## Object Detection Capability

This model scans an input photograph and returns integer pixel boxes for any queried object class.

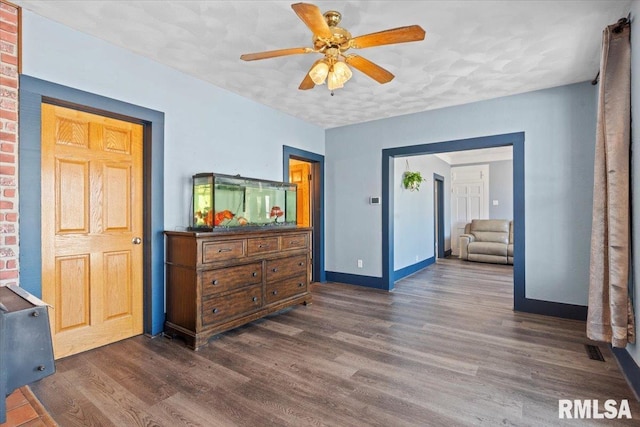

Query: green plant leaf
[402,171,424,191]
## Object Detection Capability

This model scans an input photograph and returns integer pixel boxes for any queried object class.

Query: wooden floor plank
[30,258,640,425]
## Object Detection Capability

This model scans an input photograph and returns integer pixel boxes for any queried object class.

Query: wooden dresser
[164,227,312,349]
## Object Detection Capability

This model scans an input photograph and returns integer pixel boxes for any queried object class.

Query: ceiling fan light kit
[328,61,353,90]
[309,61,329,84]
[240,2,426,92]
[309,58,353,90]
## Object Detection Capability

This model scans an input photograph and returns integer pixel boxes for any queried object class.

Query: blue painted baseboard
[327,261,588,323]
[327,258,436,291]
[611,347,640,401]
[325,272,386,290]
[394,257,435,281]
[516,298,587,321]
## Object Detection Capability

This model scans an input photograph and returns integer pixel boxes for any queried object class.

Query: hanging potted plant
[402,170,425,191]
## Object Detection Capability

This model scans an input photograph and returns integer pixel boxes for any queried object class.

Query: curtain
[587,20,633,348]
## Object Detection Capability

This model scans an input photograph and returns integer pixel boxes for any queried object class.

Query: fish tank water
[191,173,297,230]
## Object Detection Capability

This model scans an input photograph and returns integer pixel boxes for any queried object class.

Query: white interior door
[450,165,489,255]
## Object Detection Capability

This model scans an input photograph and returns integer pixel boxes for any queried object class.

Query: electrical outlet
[357,259,363,268]
[415,255,419,262]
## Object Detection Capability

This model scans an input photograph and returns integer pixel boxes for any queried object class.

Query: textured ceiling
[15,1,631,129]
[434,146,512,166]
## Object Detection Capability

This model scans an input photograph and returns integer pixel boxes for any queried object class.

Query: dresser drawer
[202,284,262,325]
[280,233,309,251]
[202,262,262,297]
[266,275,308,304]
[266,255,308,283]
[202,239,245,263]
[247,237,279,255]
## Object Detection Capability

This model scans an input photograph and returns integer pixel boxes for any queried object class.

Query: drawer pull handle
[298,283,304,287]
[272,290,278,295]
[31,311,40,317]
[298,262,305,266]
[272,268,278,272]
[212,308,219,314]
[252,296,258,302]
[211,279,218,285]
[252,272,258,277]
[259,244,269,248]
[290,241,298,245]
[37,365,46,372]
[218,248,232,253]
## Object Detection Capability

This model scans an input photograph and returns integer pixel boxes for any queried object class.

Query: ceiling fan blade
[345,55,394,84]
[240,47,314,61]
[299,74,315,90]
[291,3,333,39]
[350,25,426,49]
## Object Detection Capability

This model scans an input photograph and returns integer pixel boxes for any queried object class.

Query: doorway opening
[19,76,166,339]
[289,159,313,228]
[382,132,525,312]
[433,173,445,259]
[283,146,325,283]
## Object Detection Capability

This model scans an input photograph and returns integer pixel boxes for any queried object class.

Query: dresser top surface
[165,227,312,238]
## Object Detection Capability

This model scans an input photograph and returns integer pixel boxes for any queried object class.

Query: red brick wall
[0,1,19,286]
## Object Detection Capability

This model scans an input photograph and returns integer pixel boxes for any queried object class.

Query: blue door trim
[383,133,524,300]
[19,75,166,335]
[381,131,586,319]
[283,145,326,283]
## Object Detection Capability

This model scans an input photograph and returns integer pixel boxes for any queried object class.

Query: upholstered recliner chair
[459,219,514,265]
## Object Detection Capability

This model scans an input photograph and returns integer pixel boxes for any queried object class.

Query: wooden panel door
[289,160,313,282]
[289,161,311,227]
[450,165,489,256]
[41,104,143,359]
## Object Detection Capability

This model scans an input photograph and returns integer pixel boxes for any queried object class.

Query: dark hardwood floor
[32,258,640,426]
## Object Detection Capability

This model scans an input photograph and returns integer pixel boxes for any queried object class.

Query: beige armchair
[459,219,513,265]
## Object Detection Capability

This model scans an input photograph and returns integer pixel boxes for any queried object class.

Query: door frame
[383,132,587,320]
[433,173,445,259]
[283,146,325,283]
[19,75,165,336]
[382,133,524,306]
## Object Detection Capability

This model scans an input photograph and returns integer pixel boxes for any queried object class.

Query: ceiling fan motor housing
[312,11,351,52]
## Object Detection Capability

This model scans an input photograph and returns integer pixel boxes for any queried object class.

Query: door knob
[132,237,142,245]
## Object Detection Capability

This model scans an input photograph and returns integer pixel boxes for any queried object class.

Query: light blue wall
[20,10,325,231]
[488,160,513,220]
[326,82,597,305]
[627,0,640,368]
[394,155,450,270]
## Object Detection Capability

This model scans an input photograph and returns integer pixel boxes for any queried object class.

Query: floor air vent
[585,344,605,362]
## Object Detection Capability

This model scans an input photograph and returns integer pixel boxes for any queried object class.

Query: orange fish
[269,206,283,218]
[214,209,234,226]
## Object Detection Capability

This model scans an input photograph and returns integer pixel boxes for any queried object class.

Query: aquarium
[191,173,298,230]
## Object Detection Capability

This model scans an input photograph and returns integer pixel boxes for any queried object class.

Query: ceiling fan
[240,3,426,92]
